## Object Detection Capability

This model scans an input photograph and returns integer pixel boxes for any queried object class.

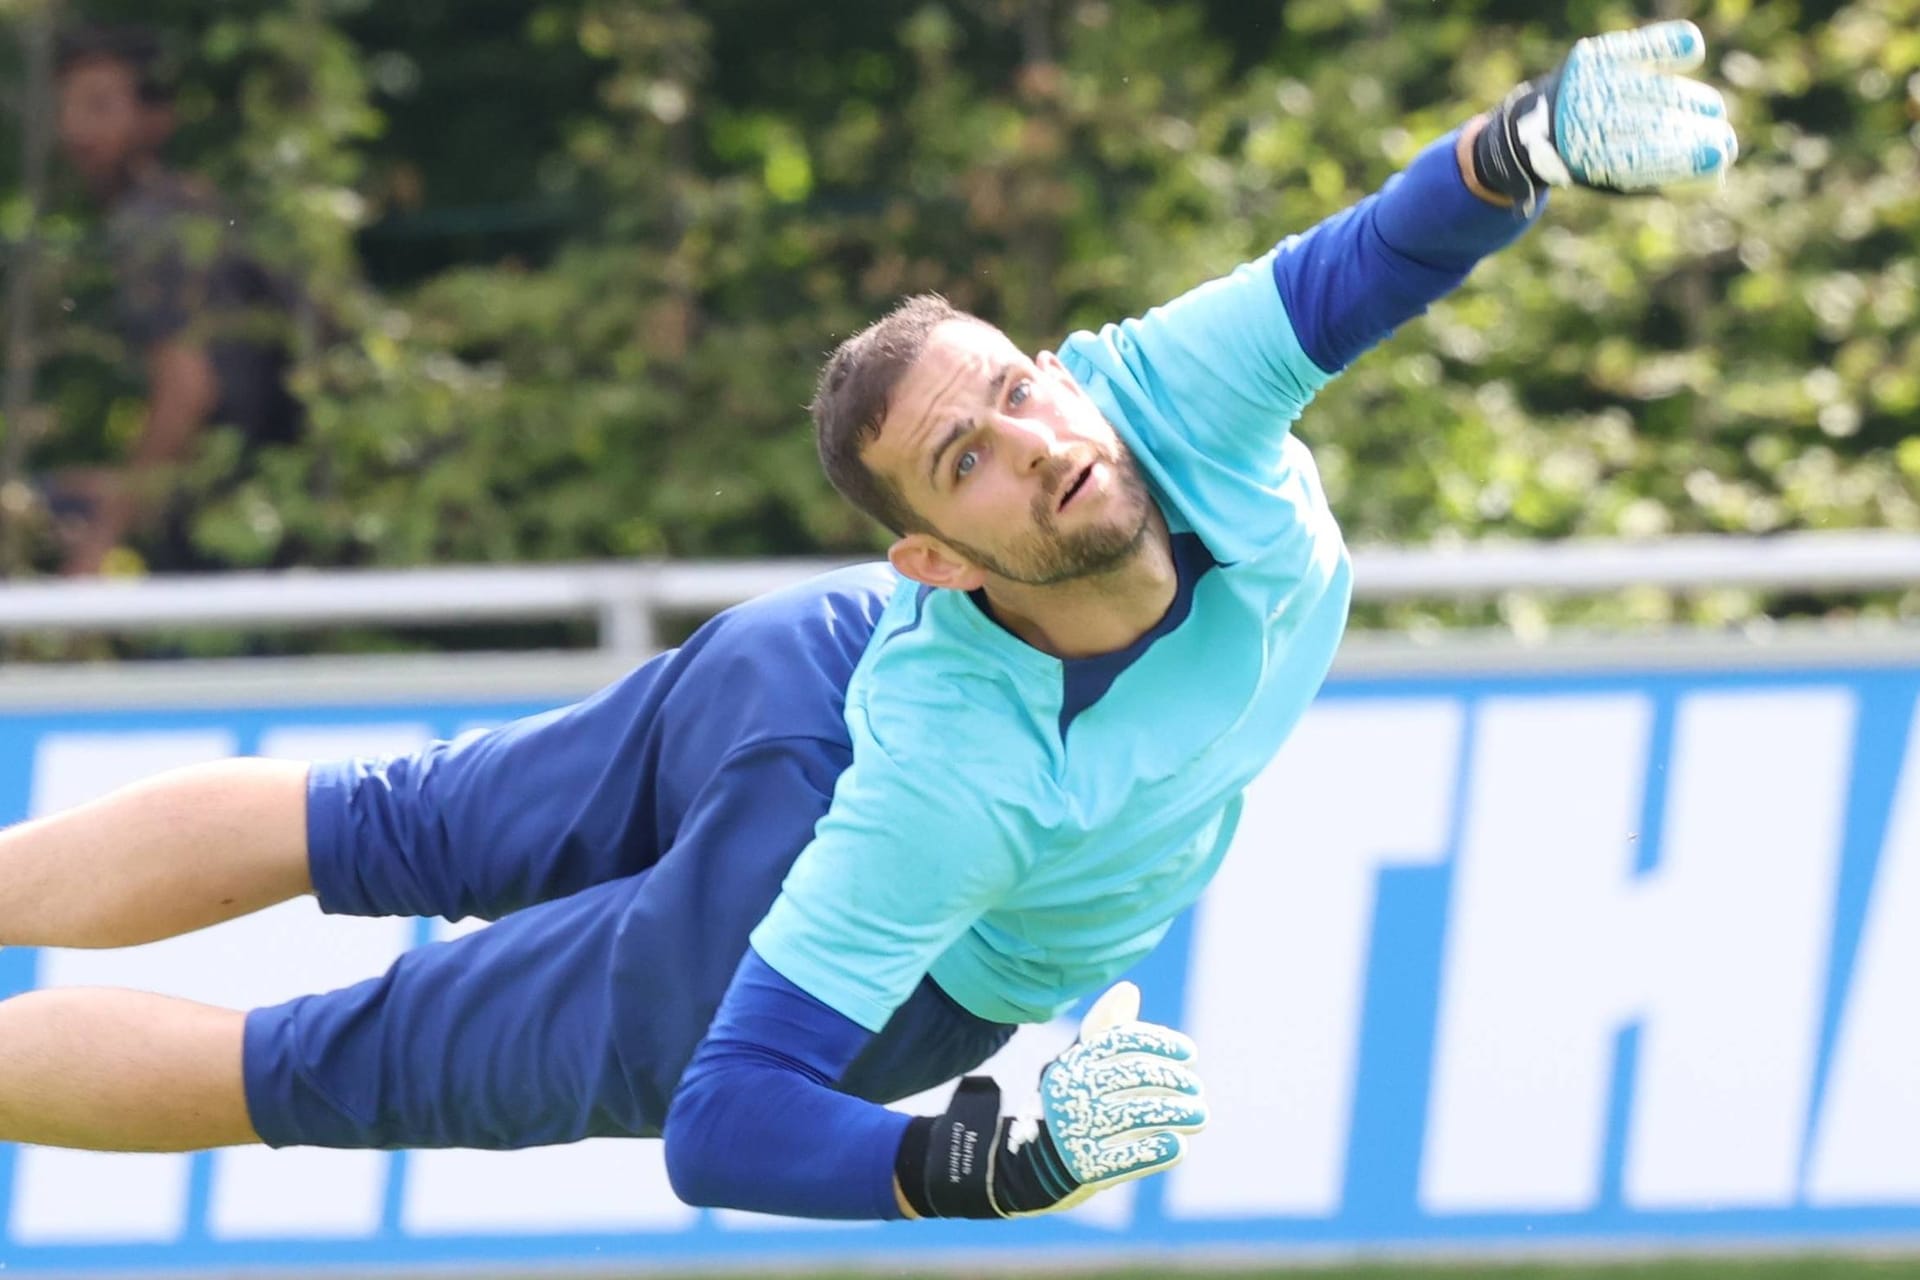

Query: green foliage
[7,0,1918,628]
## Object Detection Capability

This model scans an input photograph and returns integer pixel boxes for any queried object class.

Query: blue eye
[1007,379,1032,409]
[955,449,979,479]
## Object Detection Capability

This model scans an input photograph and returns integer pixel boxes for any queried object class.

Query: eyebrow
[926,360,1013,490]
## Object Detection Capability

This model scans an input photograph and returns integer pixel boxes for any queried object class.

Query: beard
[940,445,1155,587]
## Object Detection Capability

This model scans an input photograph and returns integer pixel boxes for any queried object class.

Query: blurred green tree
[2,0,1914,631]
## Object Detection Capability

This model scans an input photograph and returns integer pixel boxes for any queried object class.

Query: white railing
[2,531,1917,657]
[0,558,860,656]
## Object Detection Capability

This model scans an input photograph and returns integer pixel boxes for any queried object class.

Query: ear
[140,102,177,148]
[888,532,987,593]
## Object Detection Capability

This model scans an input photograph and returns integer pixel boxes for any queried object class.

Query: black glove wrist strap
[897,1076,1005,1219]
[1473,79,1553,209]
[896,1075,1084,1219]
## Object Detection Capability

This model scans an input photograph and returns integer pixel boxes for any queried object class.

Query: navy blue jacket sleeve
[1273,127,1542,375]
[665,948,911,1219]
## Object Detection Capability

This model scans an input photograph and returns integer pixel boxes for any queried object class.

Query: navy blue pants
[242,566,1015,1149]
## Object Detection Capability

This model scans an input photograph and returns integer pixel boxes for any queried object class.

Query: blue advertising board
[2,654,1919,1271]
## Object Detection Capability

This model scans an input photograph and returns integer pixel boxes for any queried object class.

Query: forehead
[916,316,1021,371]
[887,319,1025,432]
[58,57,141,102]
[866,318,1022,474]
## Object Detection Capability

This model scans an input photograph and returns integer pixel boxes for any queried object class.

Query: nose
[995,413,1067,472]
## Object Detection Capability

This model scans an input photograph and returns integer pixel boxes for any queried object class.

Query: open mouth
[1058,464,1094,511]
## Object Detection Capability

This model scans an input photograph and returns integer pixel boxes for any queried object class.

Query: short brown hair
[811,294,967,536]
[56,24,176,106]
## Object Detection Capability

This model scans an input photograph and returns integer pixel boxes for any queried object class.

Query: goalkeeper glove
[894,981,1206,1219]
[1473,19,1738,213]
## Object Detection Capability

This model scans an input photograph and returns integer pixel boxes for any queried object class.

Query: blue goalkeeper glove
[1473,19,1738,213]
[895,981,1207,1219]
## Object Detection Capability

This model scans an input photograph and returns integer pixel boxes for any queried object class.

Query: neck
[92,152,163,204]
[980,506,1177,660]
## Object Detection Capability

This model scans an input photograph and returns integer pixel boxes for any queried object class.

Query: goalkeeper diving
[0,24,1734,1221]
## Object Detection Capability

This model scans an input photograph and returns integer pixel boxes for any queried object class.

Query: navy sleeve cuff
[665,949,910,1219]
[303,757,361,915]
[1272,128,1543,373]
[1372,127,1544,267]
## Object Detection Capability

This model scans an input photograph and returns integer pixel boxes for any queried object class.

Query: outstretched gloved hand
[1473,19,1739,213]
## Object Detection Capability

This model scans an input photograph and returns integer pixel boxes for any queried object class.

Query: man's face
[866,318,1156,589]
[56,57,161,197]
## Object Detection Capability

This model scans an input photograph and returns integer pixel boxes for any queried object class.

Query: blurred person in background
[44,22,304,575]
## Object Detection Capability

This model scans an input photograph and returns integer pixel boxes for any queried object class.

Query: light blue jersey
[751,247,1352,1032]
